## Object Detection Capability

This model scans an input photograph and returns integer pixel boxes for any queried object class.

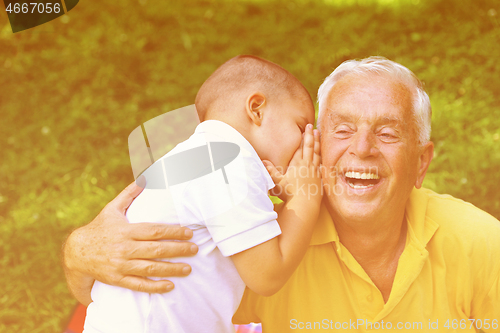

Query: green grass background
[0,0,499,331]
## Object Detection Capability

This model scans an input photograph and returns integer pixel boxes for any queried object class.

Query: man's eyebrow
[377,116,405,127]
[327,112,352,123]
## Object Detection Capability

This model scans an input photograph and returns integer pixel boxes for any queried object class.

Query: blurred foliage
[0,0,499,331]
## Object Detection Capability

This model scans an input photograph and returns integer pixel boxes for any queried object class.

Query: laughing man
[63,57,500,332]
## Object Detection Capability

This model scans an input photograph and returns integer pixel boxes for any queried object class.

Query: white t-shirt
[84,120,281,333]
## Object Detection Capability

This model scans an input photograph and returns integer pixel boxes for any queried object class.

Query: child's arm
[231,124,322,296]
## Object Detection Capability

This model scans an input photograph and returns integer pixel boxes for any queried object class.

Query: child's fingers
[302,124,315,162]
[313,129,321,166]
[262,160,284,186]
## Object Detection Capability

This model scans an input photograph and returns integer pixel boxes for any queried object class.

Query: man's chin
[328,198,382,224]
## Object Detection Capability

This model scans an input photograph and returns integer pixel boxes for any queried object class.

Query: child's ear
[245,92,266,126]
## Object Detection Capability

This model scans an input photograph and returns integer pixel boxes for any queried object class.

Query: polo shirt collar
[404,187,440,248]
[309,188,439,248]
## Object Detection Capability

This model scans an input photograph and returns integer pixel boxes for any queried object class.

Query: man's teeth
[345,171,380,189]
[349,183,374,189]
[345,171,379,180]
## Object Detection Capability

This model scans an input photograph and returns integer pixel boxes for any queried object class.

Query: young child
[83,55,322,333]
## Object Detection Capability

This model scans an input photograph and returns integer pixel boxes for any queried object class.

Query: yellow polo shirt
[233,188,500,332]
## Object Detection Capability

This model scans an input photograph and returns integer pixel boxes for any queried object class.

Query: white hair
[317,56,432,145]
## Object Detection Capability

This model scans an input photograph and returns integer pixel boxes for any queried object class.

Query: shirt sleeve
[177,145,281,257]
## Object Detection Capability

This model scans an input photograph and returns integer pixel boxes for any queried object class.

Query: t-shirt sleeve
[176,146,281,257]
[206,178,281,257]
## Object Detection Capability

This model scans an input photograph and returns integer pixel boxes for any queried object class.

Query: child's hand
[263,124,322,203]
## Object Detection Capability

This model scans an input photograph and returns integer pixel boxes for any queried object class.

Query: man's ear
[415,141,434,189]
[245,92,266,126]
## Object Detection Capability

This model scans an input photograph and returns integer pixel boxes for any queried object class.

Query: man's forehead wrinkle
[326,110,403,124]
[334,72,412,99]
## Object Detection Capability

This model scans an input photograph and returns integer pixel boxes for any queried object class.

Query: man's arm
[62,180,199,305]
[231,125,322,296]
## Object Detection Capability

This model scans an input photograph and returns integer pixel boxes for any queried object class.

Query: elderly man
[63,57,500,332]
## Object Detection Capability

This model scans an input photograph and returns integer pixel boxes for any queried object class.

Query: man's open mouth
[344,171,380,189]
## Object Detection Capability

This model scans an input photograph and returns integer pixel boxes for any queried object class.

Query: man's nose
[349,130,379,159]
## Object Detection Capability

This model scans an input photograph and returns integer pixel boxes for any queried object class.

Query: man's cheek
[321,166,338,187]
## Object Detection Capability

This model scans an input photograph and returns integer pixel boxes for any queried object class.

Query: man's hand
[62,178,198,305]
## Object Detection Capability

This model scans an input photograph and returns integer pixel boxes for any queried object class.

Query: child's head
[195,55,315,171]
